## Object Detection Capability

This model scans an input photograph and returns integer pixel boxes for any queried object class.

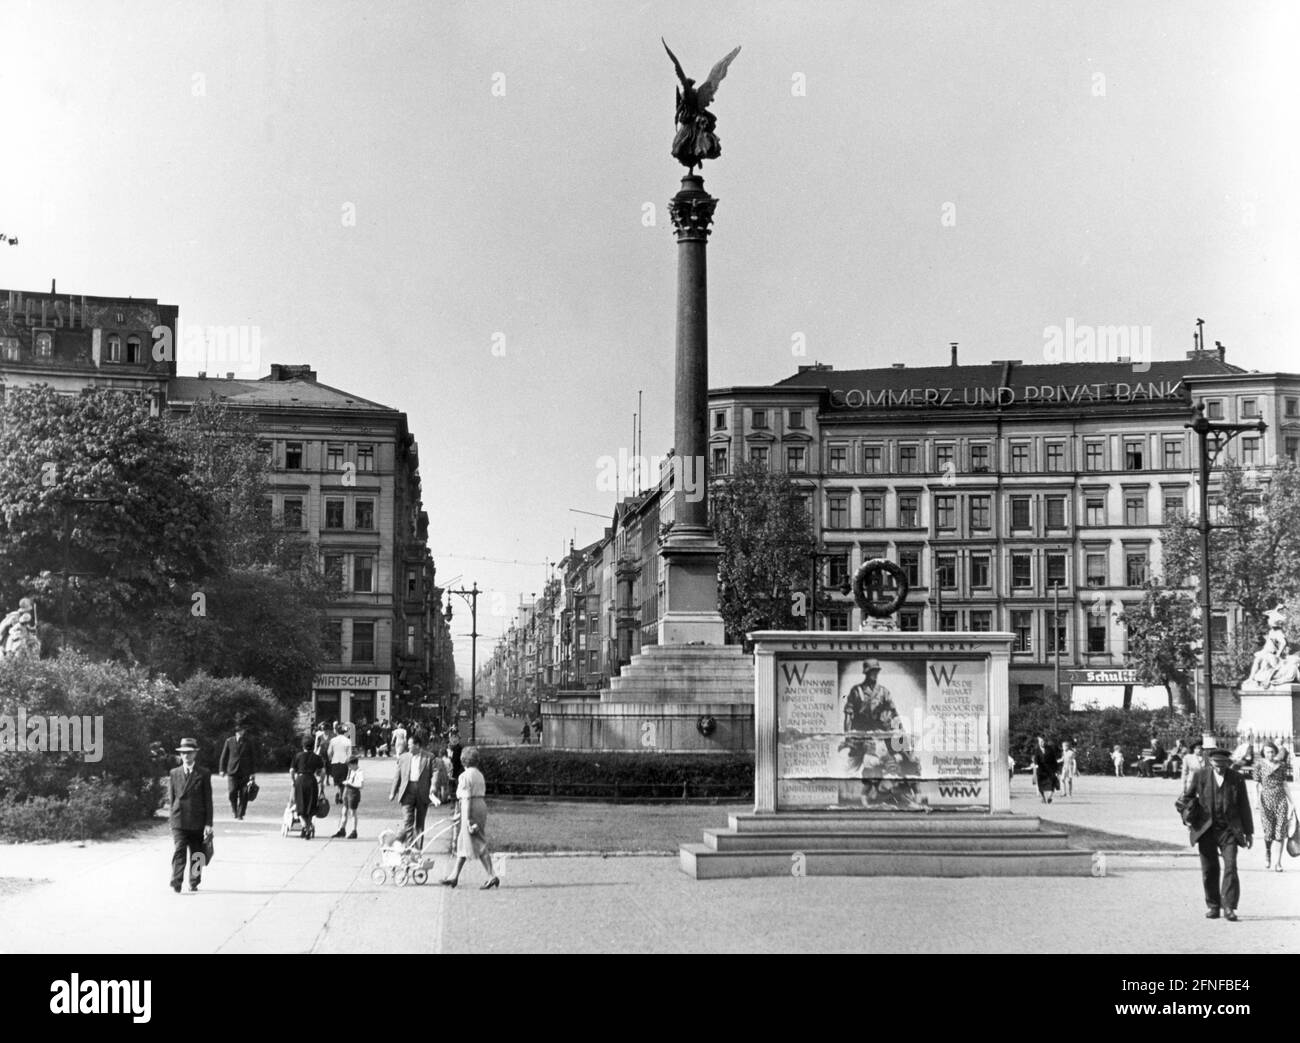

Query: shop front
[311,674,392,734]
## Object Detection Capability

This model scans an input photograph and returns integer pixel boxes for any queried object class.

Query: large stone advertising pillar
[659,173,725,647]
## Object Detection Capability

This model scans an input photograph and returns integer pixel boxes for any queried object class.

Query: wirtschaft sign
[312,674,391,690]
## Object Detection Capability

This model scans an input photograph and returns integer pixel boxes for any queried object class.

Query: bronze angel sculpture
[662,39,741,171]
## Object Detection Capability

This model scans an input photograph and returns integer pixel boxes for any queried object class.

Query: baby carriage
[370,818,454,886]
[281,796,326,838]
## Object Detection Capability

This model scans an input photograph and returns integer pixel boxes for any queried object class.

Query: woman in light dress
[440,747,499,889]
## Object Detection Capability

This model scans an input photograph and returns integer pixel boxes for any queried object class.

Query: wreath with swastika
[852,558,909,618]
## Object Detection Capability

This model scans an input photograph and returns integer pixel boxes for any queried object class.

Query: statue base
[1235,683,1300,754]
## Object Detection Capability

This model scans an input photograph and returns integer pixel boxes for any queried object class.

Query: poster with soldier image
[776,657,990,811]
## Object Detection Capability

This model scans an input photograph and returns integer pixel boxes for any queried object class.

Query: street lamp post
[446,583,480,744]
[1186,400,1266,739]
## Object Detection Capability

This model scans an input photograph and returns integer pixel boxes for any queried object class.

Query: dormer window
[34,331,53,358]
[107,335,122,362]
[126,336,141,364]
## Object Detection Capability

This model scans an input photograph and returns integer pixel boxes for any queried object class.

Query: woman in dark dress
[290,736,324,839]
[1031,735,1060,804]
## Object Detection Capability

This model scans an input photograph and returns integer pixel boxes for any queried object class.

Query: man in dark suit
[218,721,258,820]
[1183,741,1254,921]
[168,737,214,893]
[389,731,434,851]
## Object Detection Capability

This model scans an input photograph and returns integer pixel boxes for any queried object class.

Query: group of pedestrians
[1027,735,1079,803]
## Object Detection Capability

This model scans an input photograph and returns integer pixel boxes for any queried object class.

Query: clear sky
[3,0,1297,672]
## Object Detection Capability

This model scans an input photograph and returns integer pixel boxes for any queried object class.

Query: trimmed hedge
[477,748,755,800]
[0,776,144,841]
[1010,701,1207,775]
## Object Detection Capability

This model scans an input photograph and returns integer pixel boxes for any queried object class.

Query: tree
[1118,580,1201,713]
[709,460,817,645]
[0,385,221,659]
[1161,458,1300,686]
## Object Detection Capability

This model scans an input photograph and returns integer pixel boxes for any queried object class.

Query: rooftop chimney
[950,341,958,367]
[226,372,234,380]
[891,363,905,369]
[267,363,318,382]
[197,371,207,379]
[1215,340,1225,362]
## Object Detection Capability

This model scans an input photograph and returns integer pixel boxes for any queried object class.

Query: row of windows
[1203,396,1299,421]
[714,408,806,431]
[323,619,377,663]
[0,331,150,363]
[822,490,1181,531]
[264,496,377,531]
[709,433,1288,476]
[817,606,1127,655]
[322,552,378,594]
[818,546,1149,591]
[269,441,376,472]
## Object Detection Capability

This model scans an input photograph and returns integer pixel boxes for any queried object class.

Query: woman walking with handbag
[1254,741,1293,871]
[290,736,325,840]
[441,747,499,889]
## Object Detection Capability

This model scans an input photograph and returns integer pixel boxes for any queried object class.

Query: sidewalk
[1,765,1295,954]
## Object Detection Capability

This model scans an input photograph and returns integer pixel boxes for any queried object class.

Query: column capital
[669,175,717,242]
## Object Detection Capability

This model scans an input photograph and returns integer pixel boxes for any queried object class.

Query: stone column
[659,173,725,646]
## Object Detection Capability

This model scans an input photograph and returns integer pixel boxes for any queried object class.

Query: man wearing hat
[167,738,214,893]
[843,660,896,733]
[218,720,258,820]
[1182,738,1254,921]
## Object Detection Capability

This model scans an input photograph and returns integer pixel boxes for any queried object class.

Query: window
[107,334,122,362]
[862,494,884,528]
[751,409,768,430]
[327,444,344,470]
[899,548,920,587]
[355,499,375,530]
[353,555,375,593]
[711,447,728,475]
[828,446,847,472]
[34,331,53,357]
[862,446,883,473]
[827,494,849,529]
[1010,496,1031,529]
[1084,441,1104,471]
[898,495,920,529]
[1046,552,1067,588]
[825,611,850,632]
[1162,439,1184,470]
[283,497,304,530]
[1124,439,1144,470]
[788,409,805,429]
[126,337,141,363]
[352,621,375,663]
[1124,493,1147,526]
[826,550,850,589]
[969,611,992,633]
[1241,398,1259,418]
[898,446,918,473]
[285,442,303,470]
[898,609,921,632]
[1285,398,1298,419]
[1045,442,1065,472]
[934,495,956,531]
[407,623,417,656]
[935,444,954,472]
[324,554,345,590]
[357,445,375,471]
[1046,611,1067,654]
[407,568,418,596]
[939,611,958,632]
[936,553,957,588]
[714,411,727,430]
[1010,443,1030,473]
[1205,400,1223,420]
[325,498,345,529]
[1011,611,1033,653]
[969,495,991,530]
[1045,496,1066,529]
[1125,550,1148,586]
[969,444,990,472]
[1085,496,1105,526]
[1086,552,1107,587]
[1286,437,1299,463]
[1240,437,1261,466]
[749,446,770,470]
[1087,617,1106,653]
[786,446,806,473]
[1011,553,1033,589]
[325,620,343,659]
[970,553,991,588]
[1210,614,1228,652]
[1162,492,1185,522]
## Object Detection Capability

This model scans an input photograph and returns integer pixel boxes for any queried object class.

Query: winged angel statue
[662,39,741,171]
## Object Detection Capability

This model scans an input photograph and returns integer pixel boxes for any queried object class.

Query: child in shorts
[1059,740,1078,797]
[333,755,363,839]
[1111,744,1124,778]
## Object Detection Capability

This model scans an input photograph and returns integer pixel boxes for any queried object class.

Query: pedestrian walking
[448,726,464,783]
[1181,740,1204,787]
[1253,741,1293,872]
[520,721,531,745]
[167,738,213,893]
[327,723,352,805]
[313,721,330,761]
[1058,740,1078,798]
[1111,744,1124,778]
[432,744,453,807]
[1031,735,1059,804]
[389,730,434,851]
[391,720,409,758]
[441,747,498,889]
[218,720,258,820]
[334,754,364,839]
[290,736,325,840]
[1182,740,1254,921]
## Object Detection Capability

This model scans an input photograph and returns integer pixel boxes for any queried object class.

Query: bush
[1010,702,1207,774]
[0,776,145,841]
[177,673,299,773]
[477,748,754,800]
